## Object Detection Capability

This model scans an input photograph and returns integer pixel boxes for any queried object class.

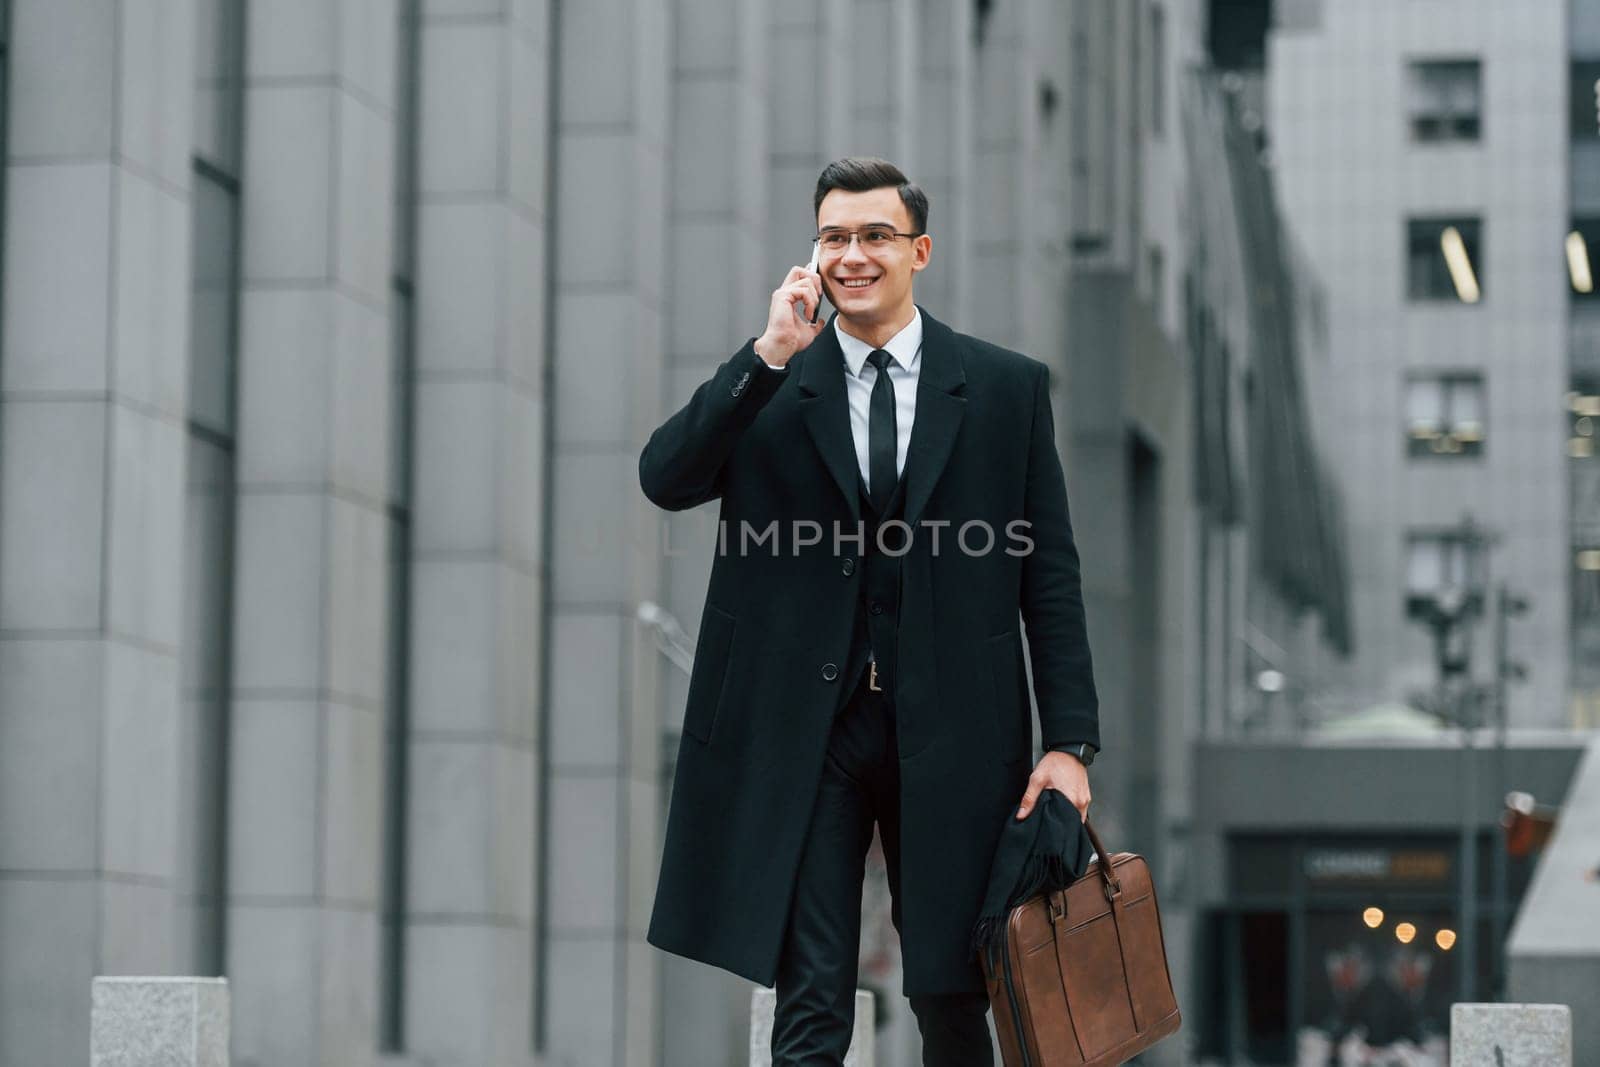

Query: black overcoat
[641,307,1099,996]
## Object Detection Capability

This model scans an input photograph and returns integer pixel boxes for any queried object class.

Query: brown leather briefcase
[980,819,1182,1066]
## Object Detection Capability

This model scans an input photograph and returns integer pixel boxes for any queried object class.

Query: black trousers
[771,668,994,1066]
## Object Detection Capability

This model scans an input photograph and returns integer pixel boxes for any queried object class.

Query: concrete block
[242,85,334,281]
[1,163,113,392]
[8,1,116,157]
[549,449,636,605]
[246,0,336,78]
[553,132,635,286]
[413,380,499,551]
[407,739,493,914]
[118,0,199,189]
[546,773,619,929]
[0,640,103,869]
[236,288,334,484]
[1450,1003,1570,1066]
[0,881,96,1064]
[226,906,319,1065]
[324,496,389,706]
[672,82,737,216]
[501,387,546,569]
[557,0,632,126]
[507,34,549,217]
[409,560,499,732]
[320,700,384,904]
[330,297,394,504]
[227,702,319,897]
[106,406,187,649]
[543,935,618,1064]
[749,987,875,1065]
[112,171,191,418]
[101,642,181,880]
[555,291,636,447]
[505,212,547,389]
[339,0,400,113]
[415,201,502,373]
[230,494,326,691]
[0,400,109,629]
[90,977,228,1067]
[333,94,396,305]
[419,22,503,196]
[549,612,623,765]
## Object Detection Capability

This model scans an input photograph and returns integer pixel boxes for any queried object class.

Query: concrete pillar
[91,977,230,1067]
[911,0,975,321]
[0,1,199,1061]
[400,0,548,1063]
[762,0,850,286]
[1451,1004,1572,1066]
[657,1,768,1063]
[226,2,400,1063]
[544,0,670,1062]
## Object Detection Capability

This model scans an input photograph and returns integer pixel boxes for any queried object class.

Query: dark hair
[813,157,929,234]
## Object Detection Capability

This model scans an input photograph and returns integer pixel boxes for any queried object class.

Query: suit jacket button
[841,558,855,576]
[821,663,839,682]
[870,601,885,616]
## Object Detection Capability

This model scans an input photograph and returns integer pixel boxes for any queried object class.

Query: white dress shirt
[835,310,921,490]
[756,310,922,491]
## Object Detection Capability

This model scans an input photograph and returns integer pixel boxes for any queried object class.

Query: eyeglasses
[814,227,924,253]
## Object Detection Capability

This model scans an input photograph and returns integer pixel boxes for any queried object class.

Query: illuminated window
[1408,217,1483,303]
[1405,373,1484,458]
[1568,218,1598,300]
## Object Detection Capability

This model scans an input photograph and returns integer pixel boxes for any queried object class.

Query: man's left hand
[1015,750,1091,822]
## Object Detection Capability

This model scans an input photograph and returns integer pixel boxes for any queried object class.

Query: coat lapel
[796,319,862,522]
[900,307,967,529]
[797,307,968,527]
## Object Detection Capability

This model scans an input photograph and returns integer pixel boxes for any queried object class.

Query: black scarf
[969,789,1098,969]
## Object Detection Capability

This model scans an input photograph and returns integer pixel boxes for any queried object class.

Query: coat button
[870,601,885,616]
[821,663,839,682]
[841,558,855,576]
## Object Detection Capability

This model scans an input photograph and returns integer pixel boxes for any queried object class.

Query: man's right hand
[753,265,827,368]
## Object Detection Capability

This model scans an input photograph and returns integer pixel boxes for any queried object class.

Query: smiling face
[815,186,932,339]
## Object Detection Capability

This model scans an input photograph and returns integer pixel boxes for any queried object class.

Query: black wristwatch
[1051,742,1097,766]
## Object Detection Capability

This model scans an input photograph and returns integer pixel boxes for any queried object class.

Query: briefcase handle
[1080,817,1122,900]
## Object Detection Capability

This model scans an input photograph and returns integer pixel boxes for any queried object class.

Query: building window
[1407,59,1481,143]
[1408,217,1483,303]
[1569,218,1599,300]
[1571,60,1600,141]
[1406,373,1484,458]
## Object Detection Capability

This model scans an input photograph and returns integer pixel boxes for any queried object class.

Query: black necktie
[866,348,898,512]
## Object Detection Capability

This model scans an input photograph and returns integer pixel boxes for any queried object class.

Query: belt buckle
[868,660,882,692]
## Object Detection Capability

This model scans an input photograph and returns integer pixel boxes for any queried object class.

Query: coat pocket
[683,604,737,745]
[985,630,1030,765]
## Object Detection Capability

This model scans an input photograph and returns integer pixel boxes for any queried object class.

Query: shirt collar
[836,308,923,379]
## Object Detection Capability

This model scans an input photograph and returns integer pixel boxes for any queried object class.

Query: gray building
[1265,0,1572,727]
[0,1,1359,1065]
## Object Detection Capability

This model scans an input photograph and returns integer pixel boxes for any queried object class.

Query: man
[642,158,1099,1065]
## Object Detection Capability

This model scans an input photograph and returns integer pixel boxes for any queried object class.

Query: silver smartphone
[793,241,823,324]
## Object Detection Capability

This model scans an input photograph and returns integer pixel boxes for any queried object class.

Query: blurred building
[1265,0,1572,728]
[0,1,1362,1066]
[1182,2,1591,1064]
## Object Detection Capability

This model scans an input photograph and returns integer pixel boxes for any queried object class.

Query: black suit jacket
[642,307,1098,995]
